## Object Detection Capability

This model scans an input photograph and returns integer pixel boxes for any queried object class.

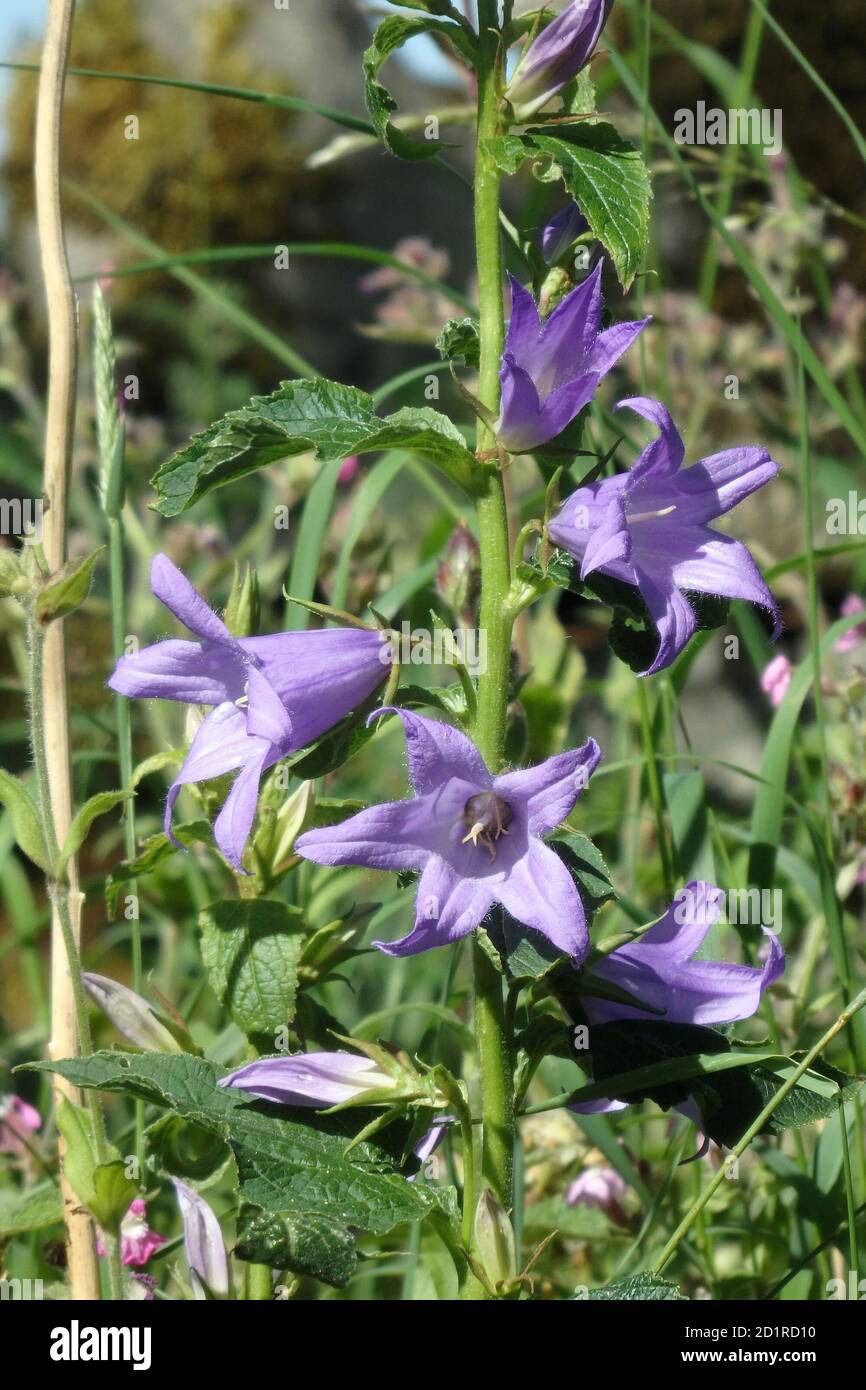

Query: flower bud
[473,1188,517,1290]
[83,972,183,1053]
[506,1,612,118]
[224,561,260,638]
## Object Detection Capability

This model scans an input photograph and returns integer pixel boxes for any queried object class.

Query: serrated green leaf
[199,900,305,1043]
[489,124,651,289]
[364,15,475,162]
[28,1052,441,1236]
[586,1273,686,1301]
[235,1204,357,1289]
[436,317,480,368]
[151,378,479,516]
[57,789,130,878]
[36,546,104,625]
[0,768,50,872]
[0,1182,63,1237]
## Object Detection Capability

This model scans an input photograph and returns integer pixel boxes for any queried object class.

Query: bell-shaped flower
[295,708,602,960]
[548,397,781,674]
[219,1051,398,1108]
[584,881,784,1028]
[108,554,391,869]
[496,266,648,454]
[172,1179,229,1299]
[506,0,613,117]
[571,881,784,1120]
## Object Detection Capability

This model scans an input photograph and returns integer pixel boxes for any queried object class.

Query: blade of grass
[284,458,342,630]
[331,452,408,613]
[73,243,476,317]
[0,60,375,135]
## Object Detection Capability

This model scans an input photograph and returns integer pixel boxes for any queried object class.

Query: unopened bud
[473,1188,517,1290]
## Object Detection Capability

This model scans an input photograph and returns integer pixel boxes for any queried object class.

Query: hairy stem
[471,0,514,1214]
[33,0,106,1300]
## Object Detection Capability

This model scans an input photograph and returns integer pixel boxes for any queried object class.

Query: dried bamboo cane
[34,0,101,1300]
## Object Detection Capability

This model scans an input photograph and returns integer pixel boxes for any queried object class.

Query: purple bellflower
[571,880,784,1119]
[108,554,390,869]
[172,1179,229,1300]
[219,1051,396,1107]
[584,881,785,1028]
[497,264,649,454]
[295,708,602,960]
[547,396,781,674]
[506,0,613,116]
[541,202,589,265]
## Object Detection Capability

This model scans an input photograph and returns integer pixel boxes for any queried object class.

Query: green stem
[471,0,514,1213]
[635,677,674,898]
[28,615,123,1300]
[244,1263,273,1301]
[107,515,144,1173]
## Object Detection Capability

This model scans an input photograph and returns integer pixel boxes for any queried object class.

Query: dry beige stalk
[34,0,100,1299]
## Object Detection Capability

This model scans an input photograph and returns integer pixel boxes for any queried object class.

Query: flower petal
[496,838,590,960]
[670,529,781,638]
[245,665,294,748]
[496,353,545,453]
[633,561,698,675]
[219,1052,386,1106]
[243,628,390,748]
[295,794,441,872]
[108,638,242,705]
[615,397,685,482]
[588,882,785,1026]
[580,492,631,580]
[588,317,650,379]
[495,737,602,836]
[163,702,254,844]
[172,1179,229,1299]
[212,742,272,871]
[150,553,237,649]
[672,446,779,525]
[537,263,603,372]
[375,857,493,957]
[370,707,491,797]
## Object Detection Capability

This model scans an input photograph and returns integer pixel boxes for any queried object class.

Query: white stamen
[628,504,677,524]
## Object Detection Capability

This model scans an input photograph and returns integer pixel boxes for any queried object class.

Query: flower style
[108,554,390,869]
[547,396,781,674]
[496,264,648,454]
[506,0,613,116]
[295,708,602,959]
